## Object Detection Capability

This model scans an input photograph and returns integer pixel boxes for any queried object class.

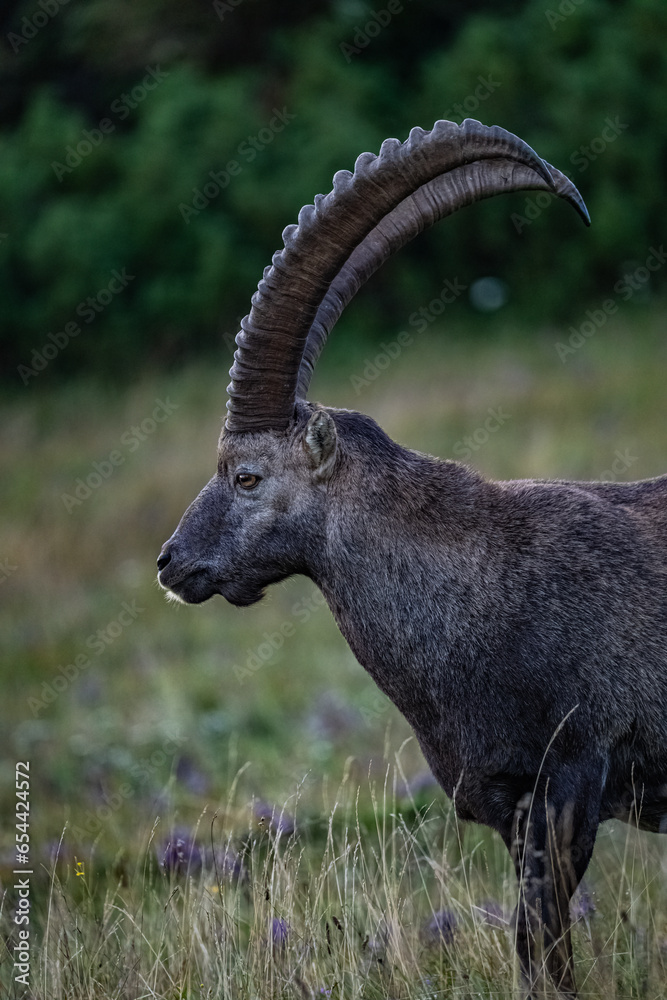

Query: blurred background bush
[1,0,665,382]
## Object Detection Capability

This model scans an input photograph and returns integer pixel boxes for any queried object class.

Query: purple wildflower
[271,917,290,949]
[253,800,296,838]
[422,908,457,946]
[570,883,596,921]
[158,828,203,876]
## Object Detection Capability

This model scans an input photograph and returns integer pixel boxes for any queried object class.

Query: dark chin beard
[223,588,265,608]
[222,568,293,608]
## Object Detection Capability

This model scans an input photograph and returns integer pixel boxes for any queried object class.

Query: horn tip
[579,202,592,226]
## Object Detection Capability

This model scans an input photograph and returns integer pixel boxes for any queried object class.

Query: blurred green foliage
[0,0,665,382]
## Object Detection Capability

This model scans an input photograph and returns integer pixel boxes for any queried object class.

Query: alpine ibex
[158,119,667,996]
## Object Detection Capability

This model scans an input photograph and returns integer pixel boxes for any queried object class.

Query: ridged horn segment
[296,159,590,398]
[225,119,586,433]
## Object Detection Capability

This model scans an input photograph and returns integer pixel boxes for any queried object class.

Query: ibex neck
[310,422,499,729]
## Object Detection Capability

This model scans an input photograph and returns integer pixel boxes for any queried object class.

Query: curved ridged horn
[226,119,588,434]
[295,160,589,398]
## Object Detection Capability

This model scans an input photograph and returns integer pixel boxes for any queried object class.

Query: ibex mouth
[158,566,221,605]
[159,566,266,608]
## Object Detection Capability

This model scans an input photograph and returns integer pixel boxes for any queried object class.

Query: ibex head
[157,118,589,607]
[158,400,337,606]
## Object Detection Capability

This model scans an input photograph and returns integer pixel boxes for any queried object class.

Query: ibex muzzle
[159,119,667,997]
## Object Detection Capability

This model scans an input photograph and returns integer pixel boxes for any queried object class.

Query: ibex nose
[157,546,172,572]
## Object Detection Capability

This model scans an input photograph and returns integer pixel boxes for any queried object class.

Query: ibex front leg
[506,761,604,997]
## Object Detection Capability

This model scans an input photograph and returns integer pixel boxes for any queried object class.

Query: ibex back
[157,119,667,997]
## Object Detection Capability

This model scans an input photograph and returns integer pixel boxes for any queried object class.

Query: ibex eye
[236,473,260,489]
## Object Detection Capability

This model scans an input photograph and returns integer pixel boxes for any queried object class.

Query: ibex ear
[303,409,337,481]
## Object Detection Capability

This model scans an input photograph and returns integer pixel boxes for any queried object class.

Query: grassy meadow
[2,307,667,998]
